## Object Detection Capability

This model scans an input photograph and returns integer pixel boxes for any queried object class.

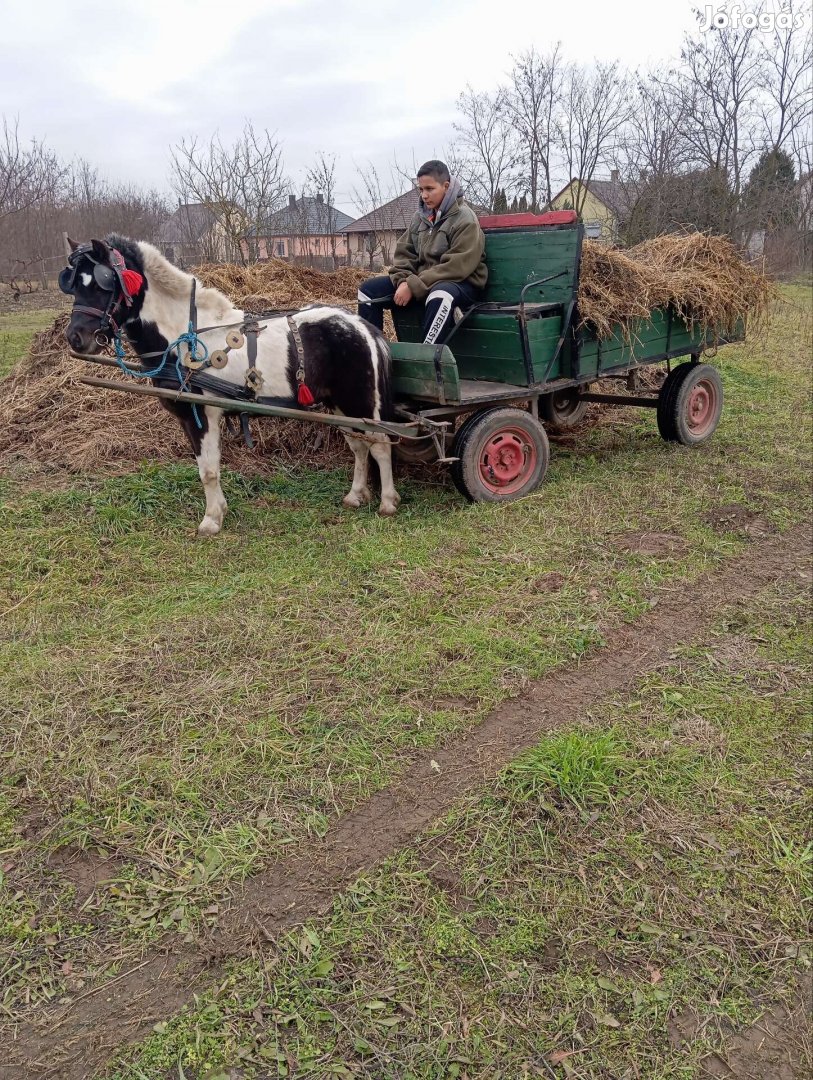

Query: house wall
[345,230,401,269]
[253,234,350,261]
[550,181,618,241]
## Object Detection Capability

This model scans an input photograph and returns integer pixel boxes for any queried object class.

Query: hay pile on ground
[194,260,368,312]
[579,232,773,341]
[0,260,367,474]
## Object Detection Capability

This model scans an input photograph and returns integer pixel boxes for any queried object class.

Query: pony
[62,236,400,533]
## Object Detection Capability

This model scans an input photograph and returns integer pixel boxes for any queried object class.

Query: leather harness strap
[243,319,264,394]
[286,315,307,390]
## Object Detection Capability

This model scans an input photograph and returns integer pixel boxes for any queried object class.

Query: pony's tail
[376,335,396,422]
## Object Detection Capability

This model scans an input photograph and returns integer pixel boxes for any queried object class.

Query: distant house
[549,171,631,242]
[157,202,236,266]
[245,194,355,269]
[343,186,420,268]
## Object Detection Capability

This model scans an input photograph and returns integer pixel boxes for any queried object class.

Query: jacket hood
[419,176,463,224]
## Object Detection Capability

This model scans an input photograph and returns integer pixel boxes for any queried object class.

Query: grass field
[0,285,810,1077]
[0,306,68,378]
[109,579,811,1079]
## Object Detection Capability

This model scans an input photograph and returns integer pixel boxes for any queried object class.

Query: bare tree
[169,122,289,264]
[452,86,517,211]
[556,60,633,216]
[500,45,565,210]
[305,152,339,263]
[758,1,813,154]
[677,15,764,202]
[612,73,694,241]
[0,118,66,288]
[0,117,64,225]
[350,160,410,269]
[502,46,565,212]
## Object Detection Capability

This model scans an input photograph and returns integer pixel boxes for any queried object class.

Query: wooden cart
[78,210,743,505]
[386,210,743,501]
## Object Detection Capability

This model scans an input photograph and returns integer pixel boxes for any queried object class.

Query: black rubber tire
[450,406,550,503]
[538,386,589,430]
[393,437,440,464]
[657,362,723,445]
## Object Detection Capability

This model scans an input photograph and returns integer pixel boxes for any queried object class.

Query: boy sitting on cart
[357,159,488,345]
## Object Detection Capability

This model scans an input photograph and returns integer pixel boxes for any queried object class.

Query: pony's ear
[90,238,110,261]
[67,237,79,252]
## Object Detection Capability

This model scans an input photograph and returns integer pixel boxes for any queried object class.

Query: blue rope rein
[114,323,210,428]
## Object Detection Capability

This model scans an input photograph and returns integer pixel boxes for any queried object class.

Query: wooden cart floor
[456,377,575,403]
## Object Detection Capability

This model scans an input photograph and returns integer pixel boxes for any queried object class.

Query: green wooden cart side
[390,342,460,404]
[389,221,745,407]
[392,222,582,396]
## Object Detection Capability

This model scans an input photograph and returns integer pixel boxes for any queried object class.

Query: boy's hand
[393,282,412,306]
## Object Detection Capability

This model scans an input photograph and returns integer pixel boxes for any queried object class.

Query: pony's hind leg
[342,432,373,508]
[369,435,400,516]
[196,406,228,535]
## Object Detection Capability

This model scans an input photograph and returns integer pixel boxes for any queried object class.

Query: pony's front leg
[369,435,400,517]
[196,405,228,536]
[342,433,373,508]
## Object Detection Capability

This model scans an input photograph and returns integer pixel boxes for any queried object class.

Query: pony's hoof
[197,517,222,536]
[343,488,372,509]
[378,500,399,517]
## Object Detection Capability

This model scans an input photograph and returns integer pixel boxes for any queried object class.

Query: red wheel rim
[686,379,718,436]
[478,426,538,495]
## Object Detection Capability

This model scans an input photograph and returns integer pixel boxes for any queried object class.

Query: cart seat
[391,214,583,388]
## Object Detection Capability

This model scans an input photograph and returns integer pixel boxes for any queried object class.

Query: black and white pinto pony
[63,236,400,533]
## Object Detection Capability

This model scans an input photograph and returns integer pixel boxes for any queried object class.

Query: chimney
[316,193,324,204]
[289,193,297,208]
[610,169,619,183]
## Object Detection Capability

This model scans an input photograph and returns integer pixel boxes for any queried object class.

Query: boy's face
[418,175,450,212]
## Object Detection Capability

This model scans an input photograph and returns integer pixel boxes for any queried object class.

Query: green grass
[0,304,65,378]
[0,285,810,1023]
[501,729,624,810]
[107,579,812,1079]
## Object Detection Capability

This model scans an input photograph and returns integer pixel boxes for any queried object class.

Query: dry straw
[579,232,773,342]
[0,261,367,473]
[0,237,772,474]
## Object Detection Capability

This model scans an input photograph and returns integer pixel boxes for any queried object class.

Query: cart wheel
[657,362,723,445]
[450,406,550,503]
[394,436,441,464]
[539,386,589,430]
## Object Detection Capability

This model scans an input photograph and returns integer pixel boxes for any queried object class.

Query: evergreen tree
[510,195,518,213]
[518,193,528,213]
[493,188,508,214]
[742,149,797,231]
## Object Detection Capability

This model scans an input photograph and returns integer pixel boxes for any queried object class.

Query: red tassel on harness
[121,269,143,297]
[297,383,315,407]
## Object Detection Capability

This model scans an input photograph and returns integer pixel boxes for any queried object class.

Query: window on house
[276,241,286,257]
[585,221,602,239]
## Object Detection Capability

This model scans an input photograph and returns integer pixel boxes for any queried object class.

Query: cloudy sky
[4,0,720,215]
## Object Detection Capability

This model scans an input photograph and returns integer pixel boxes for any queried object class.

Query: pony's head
[61,237,145,354]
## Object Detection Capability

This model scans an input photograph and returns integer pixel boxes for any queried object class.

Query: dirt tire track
[4,523,811,1080]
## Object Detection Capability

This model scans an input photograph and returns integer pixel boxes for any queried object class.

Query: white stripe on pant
[423,290,455,345]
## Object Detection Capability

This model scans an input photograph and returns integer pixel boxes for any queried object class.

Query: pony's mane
[106,234,238,321]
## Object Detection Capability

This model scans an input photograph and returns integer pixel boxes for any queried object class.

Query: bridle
[60,245,142,343]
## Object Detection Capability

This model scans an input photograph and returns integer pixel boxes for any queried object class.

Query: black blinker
[58,266,76,294]
[59,245,117,296]
[93,263,116,291]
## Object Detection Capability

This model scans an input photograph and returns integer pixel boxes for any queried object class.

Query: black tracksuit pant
[357,275,478,345]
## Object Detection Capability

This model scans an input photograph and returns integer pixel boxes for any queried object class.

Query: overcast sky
[2,0,735,216]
